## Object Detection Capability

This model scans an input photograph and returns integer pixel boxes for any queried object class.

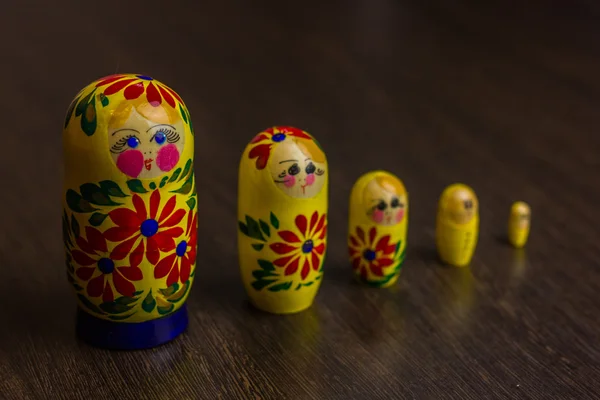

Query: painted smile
[144,158,153,171]
[301,183,308,194]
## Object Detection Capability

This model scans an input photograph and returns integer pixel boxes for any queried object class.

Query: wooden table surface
[1,1,599,399]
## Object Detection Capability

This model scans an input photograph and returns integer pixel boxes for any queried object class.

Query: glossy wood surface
[1,1,599,399]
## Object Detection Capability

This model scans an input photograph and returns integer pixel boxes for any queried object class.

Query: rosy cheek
[396,209,405,223]
[283,175,296,188]
[156,144,180,172]
[116,150,143,178]
[372,210,384,223]
[305,173,315,185]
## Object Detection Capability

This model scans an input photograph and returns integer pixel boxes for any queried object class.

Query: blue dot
[127,136,140,148]
[140,219,159,237]
[363,249,376,261]
[155,131,166,145]
[176,241,188,257]
[97,258,115,274]
[137,75,153,80]
[302,240,314,254]
[272,133,286,142]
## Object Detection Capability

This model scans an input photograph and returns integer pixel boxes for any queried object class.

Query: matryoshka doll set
[63,74,197,349]
[62,74,532,350]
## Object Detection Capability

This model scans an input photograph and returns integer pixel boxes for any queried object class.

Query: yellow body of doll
[63,74,197,349]
[238,126,328,314]
[435,183,479,267]
[348,171,408,287]
[508,201,530,248]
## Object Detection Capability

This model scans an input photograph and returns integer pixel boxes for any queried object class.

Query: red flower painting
[348,227,397,280]
[270,211,327,280]
[154,211,198,286]
[248,126,312,170]
[95,74,183,108]
[104,190,185,265]
[72,226,143,302]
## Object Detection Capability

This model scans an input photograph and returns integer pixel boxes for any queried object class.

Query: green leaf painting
[239,216,265,241]
[180,160,192,181]
[171,172,193,195]
[74,89,97,136]
[77,294,104,315]
[159,176,169,188]
[270,212,279,229]
[257,259,275,271]
[268,282,293,292]
[169,167,182,182]
[80,183,120,206]
[259,219,270,238]
[126,179,148,193]
[149,182,157,190]
[70,214,80,238]
[99,180,127,197]
[251,243,264,251]
[64,95,79,128]
[142,290,157,313]
[186,197,196,210]
[99,93,109,107]
[88,212,108,227]
[166,281,190,303]
[251,279,278,291]
[66,189,97,213]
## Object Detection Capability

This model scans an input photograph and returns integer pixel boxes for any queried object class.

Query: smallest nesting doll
[348,171,408,287]
[508,201,530,248]
[435,183,479,267]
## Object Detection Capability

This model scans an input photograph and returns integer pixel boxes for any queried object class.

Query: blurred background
[0,1,599,399]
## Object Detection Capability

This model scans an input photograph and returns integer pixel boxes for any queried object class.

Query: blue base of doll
[76,304,188,350]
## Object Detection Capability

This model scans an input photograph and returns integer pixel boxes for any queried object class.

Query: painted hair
[108,96,181,131]
[248,126,325,169]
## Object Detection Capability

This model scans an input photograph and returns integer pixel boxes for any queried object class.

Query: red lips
[144,158,153,171]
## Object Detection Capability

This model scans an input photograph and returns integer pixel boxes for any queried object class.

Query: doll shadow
[411,245,452,269]
[494,233,512,247]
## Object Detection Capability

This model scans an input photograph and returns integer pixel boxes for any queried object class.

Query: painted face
[269,139,326,198]
[511,203,530,229]
[444,189,478,224]
[365,179,406,226]
[108,107,185,179]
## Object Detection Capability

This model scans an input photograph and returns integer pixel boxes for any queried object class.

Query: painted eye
[464,200,473,209]
[154,131,167,145]
[126,136,140,149]
[288,164,300,176]
[305,162,316,174]
[390,197,400,208]
[377,201,387,211]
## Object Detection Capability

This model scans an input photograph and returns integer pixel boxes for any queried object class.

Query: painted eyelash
[315,169,325,176]
[160,128,180,144]
[110,134,135,154]
[278,171,287,178]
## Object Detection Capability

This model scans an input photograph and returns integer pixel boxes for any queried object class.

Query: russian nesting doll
[238,126,328,314]
[63,74,198,349]
[435,183,479,267]
[348,171,408,287]
[508,201,530,248]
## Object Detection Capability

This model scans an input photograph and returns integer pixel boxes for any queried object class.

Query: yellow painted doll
[435,183,479,267]
[508,201,531,248]
[238,126,328,314]
[348,171,408,287]
[63,74,197,349]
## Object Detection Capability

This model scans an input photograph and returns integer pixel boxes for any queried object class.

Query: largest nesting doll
[238,126,328,314]
[63,74,198,349]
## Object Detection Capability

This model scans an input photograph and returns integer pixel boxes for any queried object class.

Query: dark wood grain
[0,0,599,399]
